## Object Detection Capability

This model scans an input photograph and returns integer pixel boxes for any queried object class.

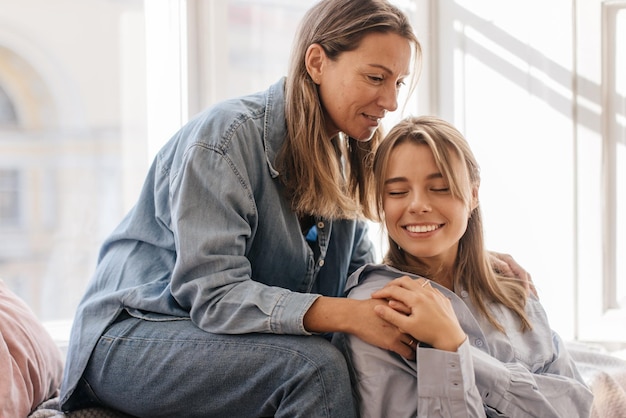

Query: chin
[348,129,377,142]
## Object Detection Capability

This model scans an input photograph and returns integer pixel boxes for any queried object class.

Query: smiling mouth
[363,113,382,123]
[405,224,442,233]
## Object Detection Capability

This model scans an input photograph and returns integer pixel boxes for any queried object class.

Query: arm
[471,332,593,418]
[169,141,319,335]
[169,133,411,356]
[373,277,593,418]
[490,252,537,297]
[304,296,415,360]
[344,274,485,417]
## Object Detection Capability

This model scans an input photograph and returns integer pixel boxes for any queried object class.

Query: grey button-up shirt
[344,264,593,417]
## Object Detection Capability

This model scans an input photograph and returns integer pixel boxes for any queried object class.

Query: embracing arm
[304,296,415,360]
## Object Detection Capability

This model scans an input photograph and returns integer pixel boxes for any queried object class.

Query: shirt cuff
[417,338,475,398]
[270,291,320,335]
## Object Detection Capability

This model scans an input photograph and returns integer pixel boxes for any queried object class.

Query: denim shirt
[60,78,375,405]
[343,264,593,418]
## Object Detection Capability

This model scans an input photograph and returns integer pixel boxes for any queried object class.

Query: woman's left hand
[489,251,537,297]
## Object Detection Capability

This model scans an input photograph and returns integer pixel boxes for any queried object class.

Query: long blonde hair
[278,0,421,220]
[373,116,531,332]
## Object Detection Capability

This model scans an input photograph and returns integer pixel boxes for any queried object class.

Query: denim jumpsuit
[60,78,374,417]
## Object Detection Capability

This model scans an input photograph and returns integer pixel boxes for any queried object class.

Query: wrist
[434,333,467,352]
[303,296,359,334]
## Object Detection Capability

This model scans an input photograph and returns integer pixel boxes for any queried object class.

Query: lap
[81,311,354,418]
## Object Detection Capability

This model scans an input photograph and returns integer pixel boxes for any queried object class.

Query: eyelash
[368,76,406,88]
[386,187,450,196]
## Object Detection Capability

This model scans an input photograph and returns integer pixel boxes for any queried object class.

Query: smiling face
[306,31,412,141]
[382,141,478,271]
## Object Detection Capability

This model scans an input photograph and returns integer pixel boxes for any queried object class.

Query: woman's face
[313,32,412,141]
[382,141,477,270]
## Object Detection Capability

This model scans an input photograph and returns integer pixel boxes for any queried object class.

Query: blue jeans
[79,312,356,418]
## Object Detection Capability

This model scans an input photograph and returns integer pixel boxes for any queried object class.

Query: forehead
[386,140,465,179]
[343,31,412,76]
[387,142,435,172]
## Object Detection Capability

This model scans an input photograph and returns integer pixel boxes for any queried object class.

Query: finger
[405,336,418,350]
[388,299,411,314]
[373,304,411,332]
[371,277,426,299]
[371,285,415,306]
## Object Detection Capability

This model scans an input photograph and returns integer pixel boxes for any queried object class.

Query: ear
[305,43,325,84]
[470,185,479,212]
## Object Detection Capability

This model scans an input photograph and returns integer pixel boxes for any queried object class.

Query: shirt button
[318,259,325,267]
[317,221,325,229]
[474,339,484,347]
[460,290,469,298]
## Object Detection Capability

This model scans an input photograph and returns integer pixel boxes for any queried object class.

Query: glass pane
[616,9,626,307]
[0,1,147,321]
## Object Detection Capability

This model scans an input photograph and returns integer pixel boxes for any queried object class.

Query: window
[0,169,19,227]
[0,0,419,328]
[574,0,626,345]
[2,0,623,348]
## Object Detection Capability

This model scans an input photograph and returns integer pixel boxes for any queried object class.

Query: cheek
[382,201,402,226]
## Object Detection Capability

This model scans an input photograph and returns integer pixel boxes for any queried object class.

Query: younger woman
[342,116,593,417]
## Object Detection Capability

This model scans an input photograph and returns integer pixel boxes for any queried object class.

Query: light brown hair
[373,116,531,332]
[278,0,421,220]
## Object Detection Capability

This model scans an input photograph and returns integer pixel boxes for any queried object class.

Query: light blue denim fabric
[60,78,374,417]
[341,264,593,418]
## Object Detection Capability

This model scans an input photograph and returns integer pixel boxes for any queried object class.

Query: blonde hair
[373,116,532,332]
[278,0,421,220]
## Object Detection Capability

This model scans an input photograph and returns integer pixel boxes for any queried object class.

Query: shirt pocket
[506,299,555,371]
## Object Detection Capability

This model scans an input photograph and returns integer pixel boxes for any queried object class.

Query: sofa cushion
[0,279,64,417]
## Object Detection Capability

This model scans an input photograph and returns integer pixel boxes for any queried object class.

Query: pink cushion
[0,280,64,417]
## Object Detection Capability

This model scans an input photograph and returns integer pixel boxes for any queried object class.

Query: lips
[405,224,442,233]
[363,113,383,122]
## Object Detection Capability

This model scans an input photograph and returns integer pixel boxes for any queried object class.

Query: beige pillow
[0,280,64,417]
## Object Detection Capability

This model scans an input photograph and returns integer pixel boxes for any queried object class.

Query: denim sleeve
[472,332,594,417]
[167,143,319,336]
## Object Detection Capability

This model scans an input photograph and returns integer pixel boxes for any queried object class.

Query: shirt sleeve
[471,331,594,417]
[416,339,486,418]
[168,143,319,336]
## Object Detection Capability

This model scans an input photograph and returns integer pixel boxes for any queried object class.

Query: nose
[408,191,431,213]
[378,83,399,112]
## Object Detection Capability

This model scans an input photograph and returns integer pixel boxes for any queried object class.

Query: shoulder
[158,79,287,171]
[345,263,422,298]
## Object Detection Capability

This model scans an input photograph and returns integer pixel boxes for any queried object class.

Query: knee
[284,336,350,385]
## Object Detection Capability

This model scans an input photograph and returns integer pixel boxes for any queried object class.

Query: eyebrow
[384,172,443,185]
[368,63,410,78]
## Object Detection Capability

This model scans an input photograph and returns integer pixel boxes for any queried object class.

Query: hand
[371,276,466,352]
[350,298,417,360]
[489,251,538,297]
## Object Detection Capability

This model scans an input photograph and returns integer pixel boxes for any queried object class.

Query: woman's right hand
[304,296,416,360]
[371,276,466,352]
[349,297,417,360]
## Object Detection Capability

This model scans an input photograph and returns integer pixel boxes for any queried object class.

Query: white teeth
[406,224,439,233]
